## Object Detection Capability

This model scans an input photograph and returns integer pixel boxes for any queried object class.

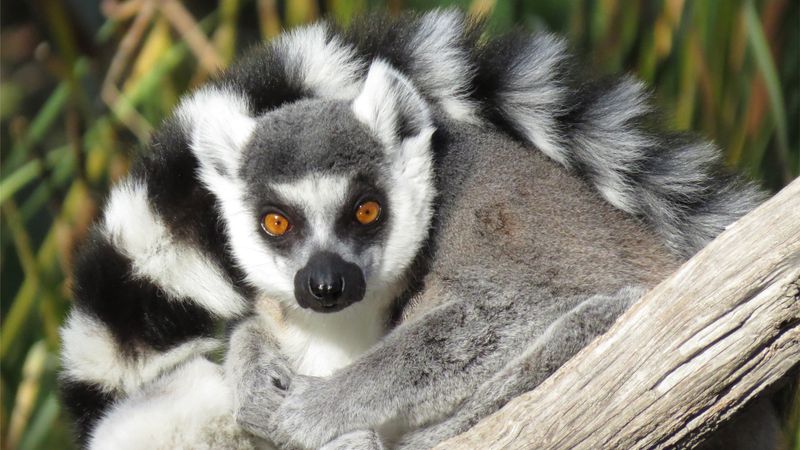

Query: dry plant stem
[159,0,224,73]
[101,0,155,92]
[4,342,47,450]
[101,0,144,21]
[439,178,800,450]
[100,0,155,141]
[101,84,153,142]
[257,0,282,39]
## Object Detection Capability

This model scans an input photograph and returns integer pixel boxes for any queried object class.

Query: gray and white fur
[59,9,773,450]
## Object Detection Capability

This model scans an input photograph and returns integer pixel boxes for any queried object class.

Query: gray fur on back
[404,119,681,319]
[481,33,766,258]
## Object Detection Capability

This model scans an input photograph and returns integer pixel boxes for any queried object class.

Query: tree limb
[438,178,800,450]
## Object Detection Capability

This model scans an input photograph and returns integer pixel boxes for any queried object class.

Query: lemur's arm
[249,287,641,449]
[397,287,645,449]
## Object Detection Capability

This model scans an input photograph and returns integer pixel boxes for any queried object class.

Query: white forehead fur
[272,174,351,252]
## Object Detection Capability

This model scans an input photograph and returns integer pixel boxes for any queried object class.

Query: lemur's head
[183,61,435,314]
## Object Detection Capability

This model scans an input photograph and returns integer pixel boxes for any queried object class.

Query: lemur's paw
[231,352,295,438]
[266,375,345,450]
[225,316,298,438]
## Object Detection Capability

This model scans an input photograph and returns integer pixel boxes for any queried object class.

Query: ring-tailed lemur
[59,9,777,450]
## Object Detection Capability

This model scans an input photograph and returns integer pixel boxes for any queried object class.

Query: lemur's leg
[257,286,640,449]
[227,315,383,450]
[396,286,645,450]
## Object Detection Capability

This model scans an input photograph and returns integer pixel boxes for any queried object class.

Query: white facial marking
[272,174,351,252]
[214,177,296,302]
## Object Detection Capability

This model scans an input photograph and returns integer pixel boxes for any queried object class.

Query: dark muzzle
[294,251,366,313]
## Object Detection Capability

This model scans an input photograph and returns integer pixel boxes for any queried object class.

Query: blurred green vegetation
[1,0,797,449]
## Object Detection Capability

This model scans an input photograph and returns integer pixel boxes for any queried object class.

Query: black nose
[294,252,366,313]
[309,275,344,301]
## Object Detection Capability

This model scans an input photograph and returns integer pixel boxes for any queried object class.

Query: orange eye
[262,213,291,236]
[355,200,381,225]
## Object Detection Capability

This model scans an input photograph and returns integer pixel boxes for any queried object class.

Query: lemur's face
[237,102,396,312]
[187,61,435,314]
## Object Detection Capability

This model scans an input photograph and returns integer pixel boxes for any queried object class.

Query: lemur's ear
[352,60,434,149]
[179,87,256,179]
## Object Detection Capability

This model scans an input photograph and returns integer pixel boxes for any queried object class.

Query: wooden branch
[438,178,800,450]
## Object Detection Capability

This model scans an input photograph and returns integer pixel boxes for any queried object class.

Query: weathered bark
[438,178,800,450]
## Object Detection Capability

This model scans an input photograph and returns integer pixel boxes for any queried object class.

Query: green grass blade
[2,84,70,178]
[4,341,47,449]
[744,0,790,182]
[0,147,70,206]
[18,393,61,450]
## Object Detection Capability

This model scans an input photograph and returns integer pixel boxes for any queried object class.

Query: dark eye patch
[334,174,390,252]
[245,186,307,254]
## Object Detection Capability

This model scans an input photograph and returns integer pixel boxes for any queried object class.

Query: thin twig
[257,0,282,39]
[101,0,155,99]
[160,0,224,73]
[103,84,153,143]
[100,0,156,141]
[101,0,144,21]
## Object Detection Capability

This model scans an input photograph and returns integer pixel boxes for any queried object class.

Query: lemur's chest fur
[265,295,393,377]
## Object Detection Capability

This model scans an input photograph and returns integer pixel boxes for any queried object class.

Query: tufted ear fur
[178,87,257,180]
[352,61,437,280]
[352,60,435,151]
